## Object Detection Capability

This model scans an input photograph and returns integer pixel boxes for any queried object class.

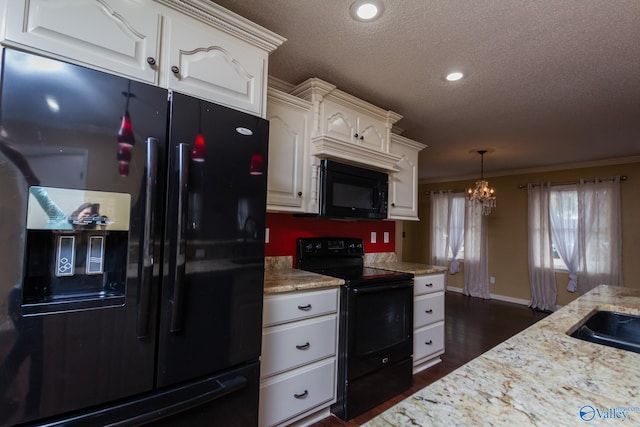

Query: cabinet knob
[359,135,364,140]
[146,57,156,66]
[171,65,180,75]
[297,191,303,197]
[354,133,359,138]
[391,203,396,207]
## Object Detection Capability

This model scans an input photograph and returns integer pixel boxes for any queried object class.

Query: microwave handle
[378,187,387,213]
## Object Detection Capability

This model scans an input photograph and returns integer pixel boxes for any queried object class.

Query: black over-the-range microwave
[317,159,389,220]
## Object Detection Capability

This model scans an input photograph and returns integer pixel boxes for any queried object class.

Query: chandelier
[467,150,496,215]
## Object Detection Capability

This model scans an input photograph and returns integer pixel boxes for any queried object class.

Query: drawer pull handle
[426,283,433,287]
[425,340,433,345]
[294,390,309,399]
[425,309,433,313]
[297,304,312,311]
[296,342,310,350]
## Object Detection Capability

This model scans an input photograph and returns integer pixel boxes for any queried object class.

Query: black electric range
[295,237,412,285]
[295,237,414,421]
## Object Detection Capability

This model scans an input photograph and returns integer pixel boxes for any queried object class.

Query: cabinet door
[164,12,265,115]
[5,0,161,83]
[357,113,387,152]
[388,135,423,220]
[322,100,357,143]
[266,96,308,212]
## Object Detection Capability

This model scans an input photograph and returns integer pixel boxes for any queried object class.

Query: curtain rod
[517,175,627,189]
[424,190,467,196]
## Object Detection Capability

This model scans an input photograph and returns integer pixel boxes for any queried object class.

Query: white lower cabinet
[413,273,445,374]
[260,288,339,427]
[259,358,336,427]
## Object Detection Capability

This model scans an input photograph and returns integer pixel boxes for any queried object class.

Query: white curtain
[448,195,466,274]
[430,191,451,267]
[463,201,490,298]
[549,186,579,292]
[577,177,623,293]
[527,183,557,311]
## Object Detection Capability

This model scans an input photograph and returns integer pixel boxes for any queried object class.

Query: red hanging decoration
[117,82,135,176]
[249,152,264,175]
[192,101,206,162]
[117,111,135,176]
[192,131,206,162]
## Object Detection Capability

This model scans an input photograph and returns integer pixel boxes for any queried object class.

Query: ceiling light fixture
[350,0,384,21]
[445,71,465,82]
[467,150,496,215]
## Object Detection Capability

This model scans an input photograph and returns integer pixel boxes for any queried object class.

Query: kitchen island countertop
[363,285,640,426]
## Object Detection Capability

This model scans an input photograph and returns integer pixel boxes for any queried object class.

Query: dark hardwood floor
[310,291,549,426]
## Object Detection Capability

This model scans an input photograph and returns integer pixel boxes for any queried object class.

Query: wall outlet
[370,231,377,244]
[265,228,270,244]
[383,231,389,243]
[490,276,496,284]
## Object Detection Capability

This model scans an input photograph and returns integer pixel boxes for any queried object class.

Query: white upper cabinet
[4,0,162,84]
[289,78,403,172]
[266,88,312,213]
[388,134,427,221]
[322,99,387,153]
[2,0,285,116]
[162,9,266,115]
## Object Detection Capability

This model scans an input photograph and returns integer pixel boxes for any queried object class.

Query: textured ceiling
[213,0,640,181]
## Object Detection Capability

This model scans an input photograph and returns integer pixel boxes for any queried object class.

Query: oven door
[345,280,413,380]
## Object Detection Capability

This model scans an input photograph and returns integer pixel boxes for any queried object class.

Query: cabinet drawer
[259,358,336,427]
[263,288,338,327]
[413,273,445,296]
[414,292,445,328]
[261,314,337,378]
[414,322,444,362]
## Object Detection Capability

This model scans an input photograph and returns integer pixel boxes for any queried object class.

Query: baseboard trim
[446,286,531,306]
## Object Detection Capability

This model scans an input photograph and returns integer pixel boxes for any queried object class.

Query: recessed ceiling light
[350,0,385,21]
[445,71,465,82]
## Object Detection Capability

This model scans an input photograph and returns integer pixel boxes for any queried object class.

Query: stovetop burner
[296,237,412,285]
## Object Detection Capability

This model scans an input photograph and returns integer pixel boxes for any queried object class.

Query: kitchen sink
[570,311,640,354]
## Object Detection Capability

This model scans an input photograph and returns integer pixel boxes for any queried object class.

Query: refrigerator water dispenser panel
[23,187,131,314]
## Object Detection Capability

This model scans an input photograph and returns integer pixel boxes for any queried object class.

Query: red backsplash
[265,213,395,260]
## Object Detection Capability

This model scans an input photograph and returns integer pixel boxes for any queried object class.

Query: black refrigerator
[0,48,268,426]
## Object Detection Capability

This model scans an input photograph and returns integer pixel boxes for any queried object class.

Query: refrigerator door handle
[137,137,159,338]
[170,143,190,333]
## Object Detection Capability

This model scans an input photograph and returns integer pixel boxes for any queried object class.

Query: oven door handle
[352,281,413,294]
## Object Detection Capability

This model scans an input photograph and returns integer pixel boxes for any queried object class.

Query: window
[549,186,578,271]
[430,191,464,267]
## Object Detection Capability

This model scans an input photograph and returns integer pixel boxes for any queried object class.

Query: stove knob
[315,243,322,250]
[304,243,313,252]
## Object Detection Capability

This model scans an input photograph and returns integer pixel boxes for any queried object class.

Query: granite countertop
[367,262,448,276]
[263,254,445,294]
[364,285,640,426]
[264,268,344,294]
[364,252,448,276]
